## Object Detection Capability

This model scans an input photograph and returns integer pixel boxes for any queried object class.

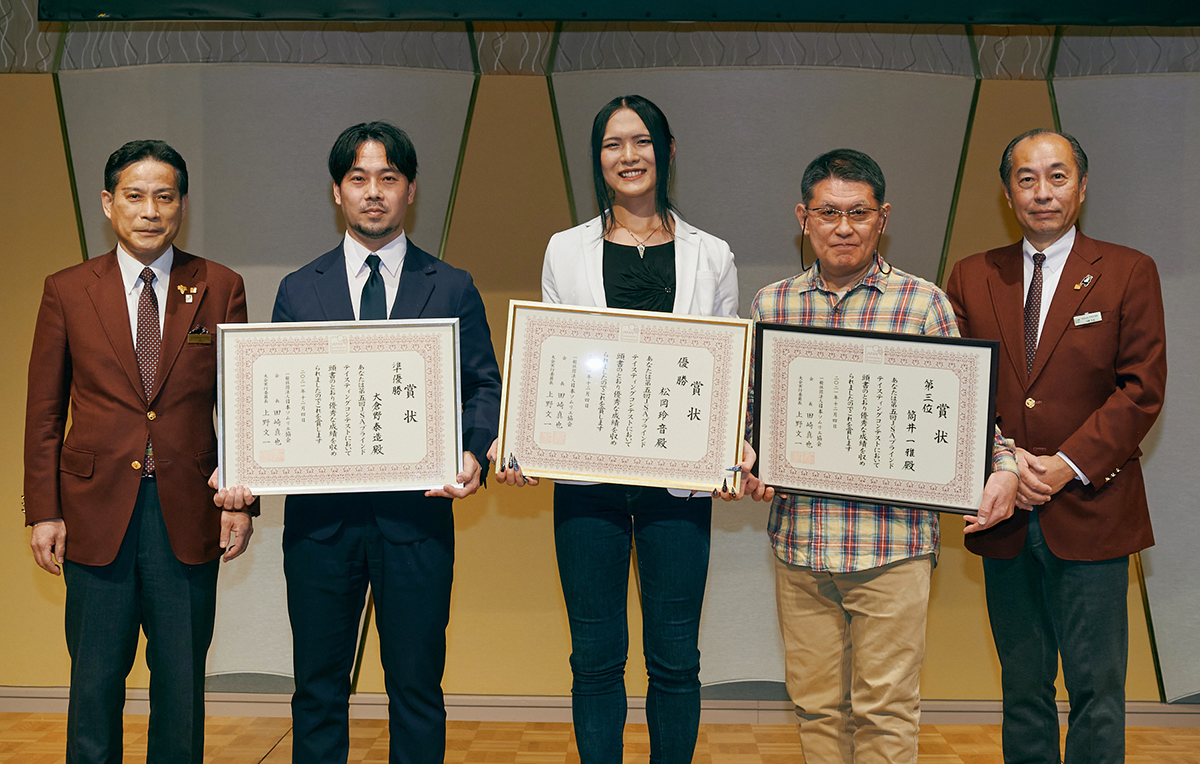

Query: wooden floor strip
[0,714,1197,763]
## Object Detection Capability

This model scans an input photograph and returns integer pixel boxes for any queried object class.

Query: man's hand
[30,519,67,575]
[427,451,483,499]
[1015,447,1053,509]
[964,469,1018,534]
[209,468,256,510]
[487,438,539,487]
[1015,449,1075,509]
[220,511,253,562]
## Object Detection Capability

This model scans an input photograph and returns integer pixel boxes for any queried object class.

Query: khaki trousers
[774,553,932,764]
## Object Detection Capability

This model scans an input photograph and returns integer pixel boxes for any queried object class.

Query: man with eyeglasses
[745,148,1019,763]
[945,130,1166,764]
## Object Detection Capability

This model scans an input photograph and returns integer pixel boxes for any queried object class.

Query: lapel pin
[176,285,187,294]
[186,295,193,303]
[1074,274,1093,290]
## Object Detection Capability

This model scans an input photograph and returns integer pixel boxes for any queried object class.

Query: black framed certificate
[217,319,463,494]
[497,301,753,493]
[752,322,999,514]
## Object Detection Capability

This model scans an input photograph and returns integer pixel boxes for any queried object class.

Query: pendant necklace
[620,221,663,258]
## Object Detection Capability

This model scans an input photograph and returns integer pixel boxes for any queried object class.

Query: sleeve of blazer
[227,271,249,325]
[455,272,502,469]
[542,230,567,305]
[944,260,972,339]
[23,274,72,526]
[710,235,740,319]
[272,272,297,323]
[1059,252,1167,484]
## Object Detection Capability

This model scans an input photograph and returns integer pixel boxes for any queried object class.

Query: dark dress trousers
[946,232,1167,764]
[272,241,501,764]
[24,250,248,764]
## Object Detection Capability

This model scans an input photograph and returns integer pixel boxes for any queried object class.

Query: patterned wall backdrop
[57,21,475,70]
[553,23,975,75]
[1057,27,1200,75]
[0,0,60,72]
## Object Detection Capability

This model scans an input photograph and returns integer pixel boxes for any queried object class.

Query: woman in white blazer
[492,95,750,764]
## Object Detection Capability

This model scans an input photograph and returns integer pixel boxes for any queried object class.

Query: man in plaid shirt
[746,149,1019,763]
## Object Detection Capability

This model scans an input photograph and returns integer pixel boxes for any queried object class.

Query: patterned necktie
[360,254,386,320]
[136,267,160,475]
[1024,252,1046,376]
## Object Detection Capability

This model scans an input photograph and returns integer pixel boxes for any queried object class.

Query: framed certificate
[497,301,753,493]
[217,319,463,494]
[752,323,999,514]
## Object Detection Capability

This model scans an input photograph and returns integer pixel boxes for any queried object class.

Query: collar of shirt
[1022,225,1076,280]
[343,230,406,280]
[799,254,889,297]
[116,244,174,294]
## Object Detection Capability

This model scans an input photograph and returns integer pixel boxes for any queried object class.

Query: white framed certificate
[217,319,463,494]
[497,301,753,493]
[752,323,999,514]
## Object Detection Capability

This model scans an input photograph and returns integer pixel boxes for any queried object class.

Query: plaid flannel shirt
[748,256,1017,573]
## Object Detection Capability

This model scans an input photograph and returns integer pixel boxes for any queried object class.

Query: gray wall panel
[552,67,974,316]
[58,63,474,680]
[1056,73,1200,703]
[550,67,973,686]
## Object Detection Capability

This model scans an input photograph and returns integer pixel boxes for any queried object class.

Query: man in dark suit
[24,139,256,764]
[272,121,501,764]
[946,129,1167,764]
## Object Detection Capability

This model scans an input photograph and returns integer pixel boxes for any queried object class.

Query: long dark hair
[590,95,676,235]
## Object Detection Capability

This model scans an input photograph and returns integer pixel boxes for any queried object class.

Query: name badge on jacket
[1073,311,1102,327]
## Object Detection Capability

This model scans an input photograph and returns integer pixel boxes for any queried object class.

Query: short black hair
[999,128,1088,188]
[590,95,677,235]
[328,121,418,185]
[104,140,188,195]
[801,148,886,206]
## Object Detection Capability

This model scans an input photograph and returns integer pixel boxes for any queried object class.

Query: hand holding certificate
[496,301,753,493]
[217,319,464,494]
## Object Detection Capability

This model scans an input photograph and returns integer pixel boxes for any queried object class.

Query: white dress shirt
[116,244,173,345]
[1021,226,1075,344]
[343,231,406,319]
[1021,226,1087,484]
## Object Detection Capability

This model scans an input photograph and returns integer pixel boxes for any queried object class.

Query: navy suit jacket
[272,241,501,544]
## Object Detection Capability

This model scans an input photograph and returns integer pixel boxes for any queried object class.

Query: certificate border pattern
[512,315,735,484]
[228,332,450,488]
[765,336,981,507]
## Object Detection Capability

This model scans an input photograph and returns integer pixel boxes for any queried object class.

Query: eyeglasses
[804,206,882,227]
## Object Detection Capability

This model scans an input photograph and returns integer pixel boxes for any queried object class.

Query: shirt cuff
[991,433,1018,475]
[1057,451,1090,485]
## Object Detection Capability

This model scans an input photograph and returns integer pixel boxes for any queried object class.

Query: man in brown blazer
[24,140,256,764]
[946,129,1167,764]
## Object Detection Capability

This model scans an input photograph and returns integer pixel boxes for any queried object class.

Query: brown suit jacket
[946,232,1166,561]
[24,249,248,565]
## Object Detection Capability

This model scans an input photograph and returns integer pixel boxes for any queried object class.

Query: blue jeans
[554,483,711,764]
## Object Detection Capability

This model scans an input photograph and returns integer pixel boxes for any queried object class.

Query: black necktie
[360,254,386,320]
[136,267,159,475]
[1024,252,1046,376]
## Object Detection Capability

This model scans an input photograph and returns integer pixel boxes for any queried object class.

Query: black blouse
[602,240,677,313]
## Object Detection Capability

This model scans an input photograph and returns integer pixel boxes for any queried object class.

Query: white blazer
[542,212,739,318]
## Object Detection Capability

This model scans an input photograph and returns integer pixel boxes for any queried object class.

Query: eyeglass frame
[800,205,887,228]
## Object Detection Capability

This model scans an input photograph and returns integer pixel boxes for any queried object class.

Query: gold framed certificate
[217,319,463,494]
[497,301,753,493]
[752,323,999,514]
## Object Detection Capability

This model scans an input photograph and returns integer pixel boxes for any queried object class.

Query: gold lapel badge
[177,285,198,303]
